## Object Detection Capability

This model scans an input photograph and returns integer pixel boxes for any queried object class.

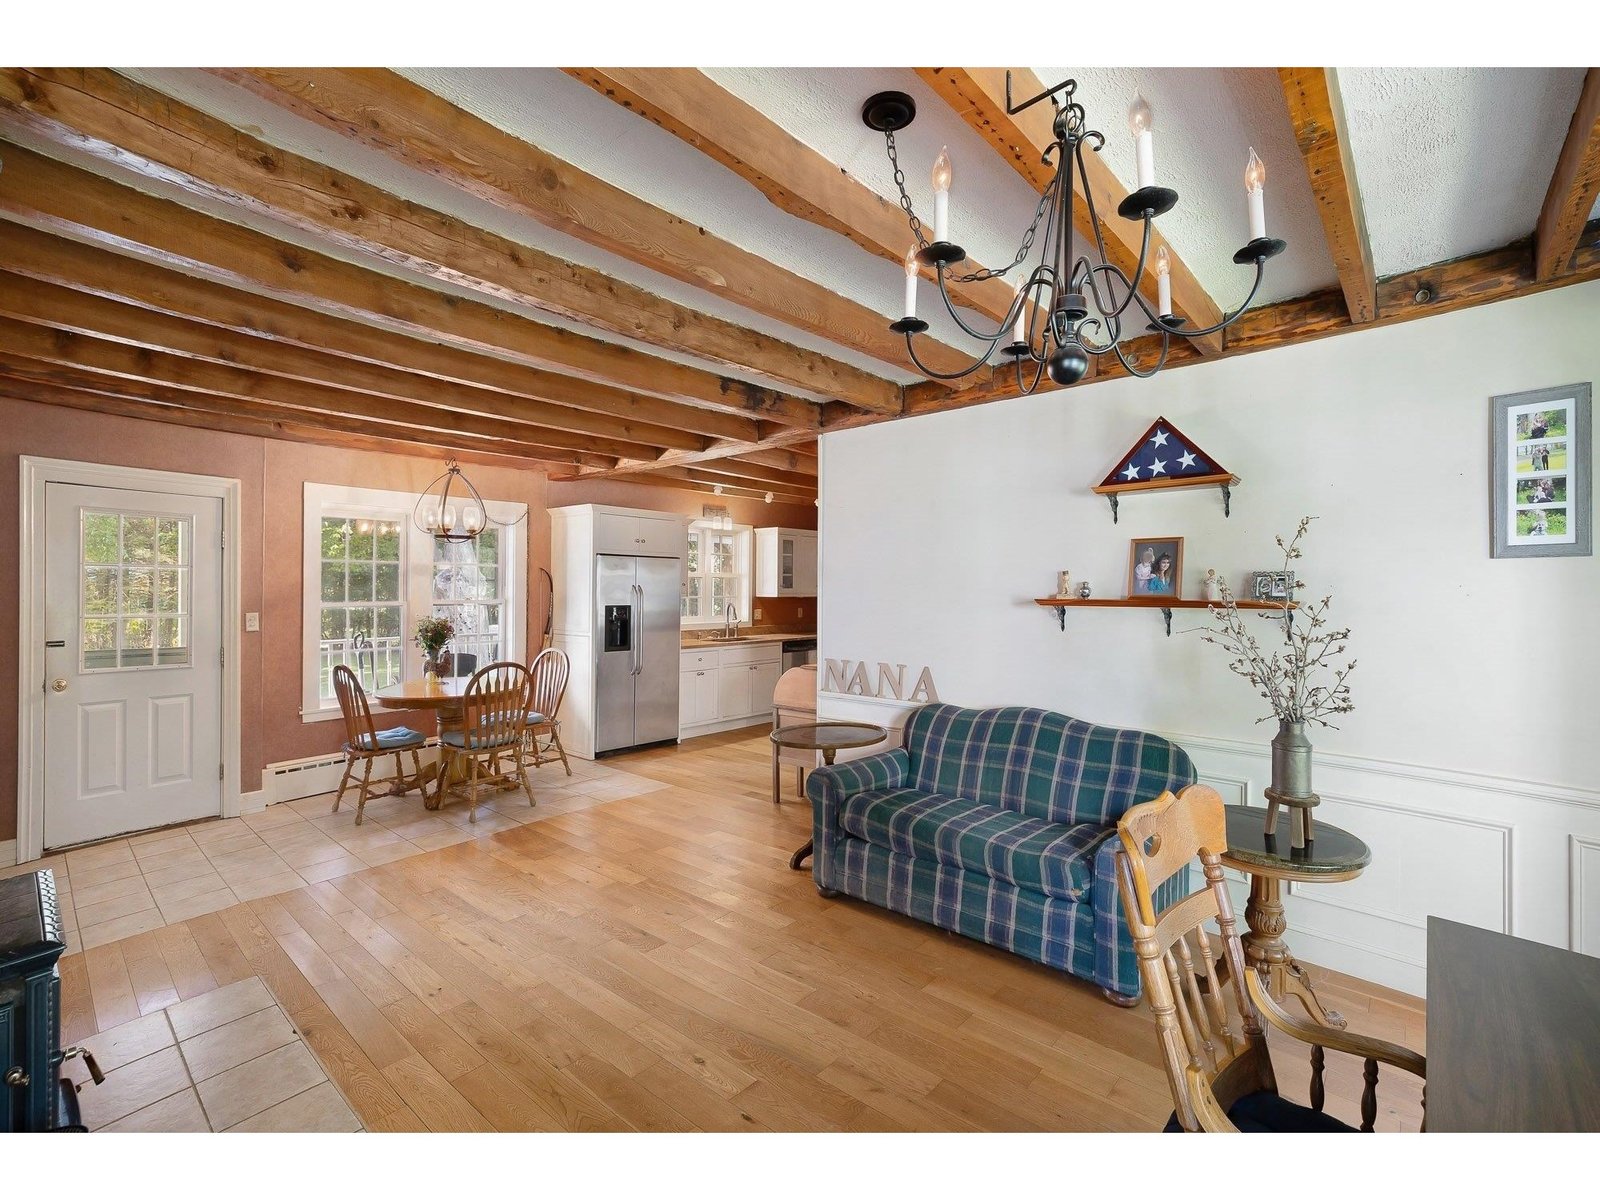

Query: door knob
[51,678,67,693]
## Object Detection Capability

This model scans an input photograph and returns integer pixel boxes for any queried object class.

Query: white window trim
[681,520,752,629]
[301,482,527,722]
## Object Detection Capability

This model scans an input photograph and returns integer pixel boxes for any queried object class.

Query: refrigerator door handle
[632,584,643,676]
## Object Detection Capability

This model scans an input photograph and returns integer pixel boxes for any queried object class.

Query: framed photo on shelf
[1127,536,1184,599]
[1248,570,1295,602]
[1490,383,1591,558]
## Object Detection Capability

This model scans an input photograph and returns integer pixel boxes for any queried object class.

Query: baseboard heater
[265,744,439,805]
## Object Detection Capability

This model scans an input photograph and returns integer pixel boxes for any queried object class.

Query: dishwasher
[781,637,817,671]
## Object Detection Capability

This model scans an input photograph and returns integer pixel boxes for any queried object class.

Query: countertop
[680,630,816,649]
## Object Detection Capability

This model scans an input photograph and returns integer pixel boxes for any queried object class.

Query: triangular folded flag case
[1092,416,1239,521]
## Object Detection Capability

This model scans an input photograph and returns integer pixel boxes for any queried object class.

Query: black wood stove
[2,870,100,1132]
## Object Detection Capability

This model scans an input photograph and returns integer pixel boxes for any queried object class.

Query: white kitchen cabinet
[595,510,685,557]
[679,666,719,727]
[754,528,818,597]
[679,641,784,737]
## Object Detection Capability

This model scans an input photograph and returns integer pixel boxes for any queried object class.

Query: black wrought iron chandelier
[863,74,1286,390]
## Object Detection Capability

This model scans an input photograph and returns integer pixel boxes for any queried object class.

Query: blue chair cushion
[1163,1091,1356,1133]
[521,711,547,725]
[441,728,521,751]
[839,787,1105,901]
[351,726,426,752]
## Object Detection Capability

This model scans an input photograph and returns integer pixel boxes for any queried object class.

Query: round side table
[1221,803,1371,1029]
[769,721,887,871]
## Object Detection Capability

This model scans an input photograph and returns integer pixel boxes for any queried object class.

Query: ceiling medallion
[865,74,1286,390]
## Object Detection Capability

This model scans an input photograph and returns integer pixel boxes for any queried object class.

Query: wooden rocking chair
[1115,784,1426,1132]
[330,665,428,825]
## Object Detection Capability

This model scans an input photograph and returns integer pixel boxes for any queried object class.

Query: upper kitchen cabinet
[754,527,817,597]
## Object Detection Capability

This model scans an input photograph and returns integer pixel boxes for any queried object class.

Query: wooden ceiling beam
[892,220,1600,415]
[0,271,708,455]
[0,224,763,444]
[916,68,1226,356]
[1535,68,1600,281]
[1278,68,1376,323]
[671,457,818,491]
[0,319,630,465]
[552,428,822,484]
[0,68,896,412]
[0,142,823,429]
[0,366,592,470]
[208,67,962,395]
[587,467,815,504]
[564,67,1021,331]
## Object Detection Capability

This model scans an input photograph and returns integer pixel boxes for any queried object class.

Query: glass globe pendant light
[412,460,496,543]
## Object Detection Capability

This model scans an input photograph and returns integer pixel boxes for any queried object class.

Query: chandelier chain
[950,174,1057,285]
[884,131,929,251]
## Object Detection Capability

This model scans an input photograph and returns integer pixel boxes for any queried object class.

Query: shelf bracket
[1106,494,1119,524]
[1220,483,1232,518]
[1160,607,1173,637]
[1052,606,1066,632]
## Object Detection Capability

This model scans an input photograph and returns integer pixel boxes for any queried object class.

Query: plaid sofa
[806,704,1194,1000]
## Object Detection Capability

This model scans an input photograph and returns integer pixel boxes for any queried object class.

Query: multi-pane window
[682,524,747,624]
[302,483,527,721]
[432,528,503,677]
[81,510,191,671]
[316,515,404,700]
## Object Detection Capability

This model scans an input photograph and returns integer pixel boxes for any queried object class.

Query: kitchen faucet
[723,601,739,640]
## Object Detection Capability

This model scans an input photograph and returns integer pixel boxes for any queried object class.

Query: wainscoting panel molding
[1571,835,1600,956]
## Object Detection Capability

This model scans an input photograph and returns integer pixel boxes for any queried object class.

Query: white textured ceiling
[74,66,1600,404]
[1339,67,1588,275]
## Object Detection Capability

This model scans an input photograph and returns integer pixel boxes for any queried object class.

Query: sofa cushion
[839,788,1106,901]
[901,704,1195,826]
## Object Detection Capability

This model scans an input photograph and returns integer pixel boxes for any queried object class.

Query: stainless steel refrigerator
[594,553,681,755]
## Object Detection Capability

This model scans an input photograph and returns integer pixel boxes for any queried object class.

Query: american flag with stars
[1097,417,1229,488]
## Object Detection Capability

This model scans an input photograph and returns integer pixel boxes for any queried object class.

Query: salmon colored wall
[0,397,266,843]
[0,395,817,843]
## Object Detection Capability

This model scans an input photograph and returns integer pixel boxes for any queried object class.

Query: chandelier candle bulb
[1128,92,1155,189]
[931,146,952,242]
[1012,279,1028,344]
[1156,245,1172,317]
[902,245,918,318]
[1245,147,1267,241]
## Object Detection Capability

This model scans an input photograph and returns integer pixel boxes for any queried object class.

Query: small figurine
[1077,581,1092,599]
[1057,570,1072,597]
[1203,568,1223,602]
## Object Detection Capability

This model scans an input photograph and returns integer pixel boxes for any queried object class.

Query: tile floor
[5,755,667,954]
[72,976,361,1132]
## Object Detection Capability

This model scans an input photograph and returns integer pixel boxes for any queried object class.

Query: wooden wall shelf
[1033,596,1296,636]
[1090,472,1241,523]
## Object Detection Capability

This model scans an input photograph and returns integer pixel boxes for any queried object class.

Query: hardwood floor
[58,726,1427,1131]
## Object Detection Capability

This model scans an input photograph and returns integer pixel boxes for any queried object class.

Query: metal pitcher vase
[1270,719,1314,799]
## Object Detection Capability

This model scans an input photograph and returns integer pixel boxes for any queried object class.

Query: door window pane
[81,510,191,672]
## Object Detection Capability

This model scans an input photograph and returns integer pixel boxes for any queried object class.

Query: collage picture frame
[1490,383,1592,559]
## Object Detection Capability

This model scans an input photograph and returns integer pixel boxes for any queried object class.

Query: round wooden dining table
[372,677,472,810]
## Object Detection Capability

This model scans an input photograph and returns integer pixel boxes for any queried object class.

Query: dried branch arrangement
[1201,517,1355,727]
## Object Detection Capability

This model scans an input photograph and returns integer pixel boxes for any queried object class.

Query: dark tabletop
[769,722,887,752]
[1426,916,1600,1132]
[1221,804,1371,877]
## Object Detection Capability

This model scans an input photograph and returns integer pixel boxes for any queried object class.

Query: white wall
[817,280,1600,996]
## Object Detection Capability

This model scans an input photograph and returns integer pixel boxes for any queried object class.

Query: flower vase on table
[414,615,456,685]
[1201,518,1354,850]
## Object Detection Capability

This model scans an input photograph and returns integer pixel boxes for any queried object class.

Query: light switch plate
[245,612,260,632]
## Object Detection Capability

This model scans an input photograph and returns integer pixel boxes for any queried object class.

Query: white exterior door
[43,483,224,849]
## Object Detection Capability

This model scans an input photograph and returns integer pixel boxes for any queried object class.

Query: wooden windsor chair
[330,664,428,825]
[436,660,536,820]
[1115,784,1426,1132]
[519,647,572,778]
